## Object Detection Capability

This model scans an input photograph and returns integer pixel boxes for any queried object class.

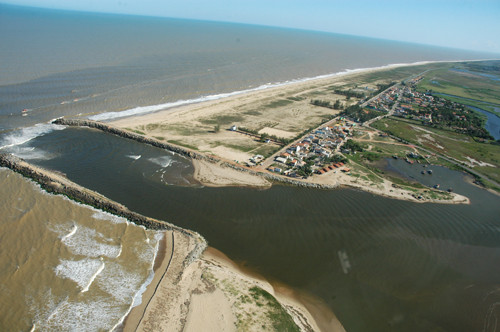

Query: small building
[230,125,238,131]
[275,157,288,164]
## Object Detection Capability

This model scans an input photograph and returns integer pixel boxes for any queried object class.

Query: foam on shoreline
[88,60,458,122]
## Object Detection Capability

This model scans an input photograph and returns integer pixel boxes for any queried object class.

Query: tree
[260,132,269,142]
[334,99,341,110]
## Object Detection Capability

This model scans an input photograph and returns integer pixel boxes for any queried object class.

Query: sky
[1,0,500,54]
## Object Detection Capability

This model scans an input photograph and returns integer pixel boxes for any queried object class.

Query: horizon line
[2,2,500,56]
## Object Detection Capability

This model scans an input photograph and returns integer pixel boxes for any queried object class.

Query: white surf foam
[61,225,122,258]
[148,155,174,168]
[126,154,141,160]
[0,123,66,150]
[6,145,55,160]
[54,258,104,291]
[61,224,77,241]
[91,211,129,225]
[81,260,105,293]
[36,295,127,331]
[87,60,455,122]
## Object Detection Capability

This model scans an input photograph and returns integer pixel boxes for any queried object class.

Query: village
[235,72,491,182]
[366,75,487,135]
[233,117,357,179]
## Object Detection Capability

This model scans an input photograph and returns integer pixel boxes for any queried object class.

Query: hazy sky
[2,0,500,54]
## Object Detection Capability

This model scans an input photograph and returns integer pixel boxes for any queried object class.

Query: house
[275,157,288,164]
[268,167,282,173]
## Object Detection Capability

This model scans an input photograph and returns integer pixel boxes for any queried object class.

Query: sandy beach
[123,230,344,332]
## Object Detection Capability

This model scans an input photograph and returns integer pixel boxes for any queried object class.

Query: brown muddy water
[0,169,163,331]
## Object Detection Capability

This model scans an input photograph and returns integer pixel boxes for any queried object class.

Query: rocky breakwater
[52,118,338,190]
[0,153,207,254]
[52,118,216,162]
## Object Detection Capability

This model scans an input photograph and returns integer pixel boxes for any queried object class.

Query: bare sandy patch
[124,235,339,332]
[259,127,296,139]
[184,288,236,332]
[465,156,496,168]
[310,164,469,204]
[193,159,271,188]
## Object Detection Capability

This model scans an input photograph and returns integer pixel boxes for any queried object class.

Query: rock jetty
[0,153,207,255]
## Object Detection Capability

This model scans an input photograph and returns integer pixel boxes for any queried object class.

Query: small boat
[447,188,453,192]
[22,109,28,116]
[427,170,433,174]
[433,184,440,189]
[392,155,398,159]
[421,170,425,174]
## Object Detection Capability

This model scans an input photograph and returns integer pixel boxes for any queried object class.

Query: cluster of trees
[343,139,364,153]
[238,127,291,145]
[334,89,365,99]
[327,154,348,164]
[339,105,384,122]
[373,82,397,95]
[310,99,344,110]
[404,98,494,140]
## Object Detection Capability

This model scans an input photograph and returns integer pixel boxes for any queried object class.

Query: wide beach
[109,61,470,204]
[122,232,345,332]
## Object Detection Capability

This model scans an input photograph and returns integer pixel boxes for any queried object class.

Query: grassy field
[432,93,500,115]
[372,117,500,183]
[416,63,500,110]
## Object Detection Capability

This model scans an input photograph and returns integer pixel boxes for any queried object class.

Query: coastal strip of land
[52,118,469,204]
[97,61,488,203]
[0,154,341,332]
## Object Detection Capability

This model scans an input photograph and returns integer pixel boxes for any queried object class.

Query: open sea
[1,3,499,331]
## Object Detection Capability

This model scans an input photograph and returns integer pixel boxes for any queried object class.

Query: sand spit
[125,243,344,332]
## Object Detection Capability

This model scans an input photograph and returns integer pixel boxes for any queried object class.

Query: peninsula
[104,61,500,202]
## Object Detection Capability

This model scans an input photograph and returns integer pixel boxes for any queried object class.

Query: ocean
[1,3,499,331]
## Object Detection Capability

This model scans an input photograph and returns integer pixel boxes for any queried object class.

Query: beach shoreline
[102,59,473,204]
[122,242,345,332]
[93,59,489,122]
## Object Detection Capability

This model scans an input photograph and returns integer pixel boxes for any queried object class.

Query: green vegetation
[131,129,145,135]
[432,93,500,116]
[310,99,343,110]
[252,145,280,158]
[243,110,262,116]
[417,64,500,106]
[374,81,397,95]
[287,96,304,101]
[401,96,493,140]
[248,287,300,332]
[167,140,199,150]
[199,114,244,126]
[343,139,364,152]
[263,99,294,109]
[372,116,500,184]
[351,63,448,85]
[332,88,366,99]
[340,104,384,122]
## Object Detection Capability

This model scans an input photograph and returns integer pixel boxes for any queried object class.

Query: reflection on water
[11,127,500,331]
